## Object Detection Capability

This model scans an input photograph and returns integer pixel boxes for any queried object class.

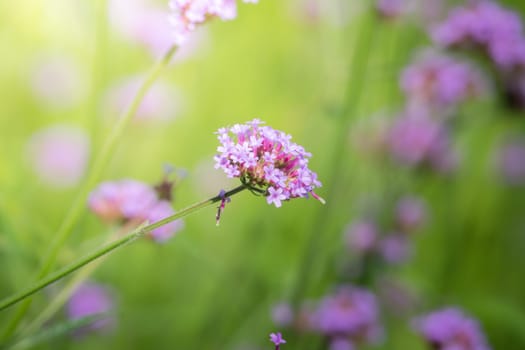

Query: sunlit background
[1,0,525,349]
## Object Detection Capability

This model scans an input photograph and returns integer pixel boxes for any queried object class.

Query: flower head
[67,282,114,334]
[311,285,382,343]
[214,119,324,207]
[432,1,525,71]
[396,195,427,232]
[26,125,90,188]
[89,178,184,242]
[169,0,258,46]
[414,307,491,350]
[401,51,487,110]
[269,332,286,346]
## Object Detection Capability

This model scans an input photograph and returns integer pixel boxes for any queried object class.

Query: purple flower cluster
[432,1,525,71]
[310,285,382,346]
[88,179,184,243]
[67,282,114,335]
[214,119,324,207]
[375,0,405,19]
[387,112,458,174]
[169,0,258,45]
[414,308,491,350]
[345,195,427,264]
[401,51,487,110]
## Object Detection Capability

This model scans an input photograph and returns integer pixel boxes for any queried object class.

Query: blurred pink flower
[146,200,184,242]
[110,0,207,59]
[88,179,158,223]
[378,234,411,264]
[271,302,294,327]
[344,220,378,254]
[375,0,405,19]
[104,76,182,123]
[169,0,258,46]
[401,50,487,110]
[67,282,115,335]
[26,125,90,188]
[29,54,86,109]
[396,195,427,232]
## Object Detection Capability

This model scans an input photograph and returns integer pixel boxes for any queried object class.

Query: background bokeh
[1,0,525,349]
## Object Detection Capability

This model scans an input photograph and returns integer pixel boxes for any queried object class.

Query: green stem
[1,45,178,340]
[0,185,248,314]
[291,8,377,306]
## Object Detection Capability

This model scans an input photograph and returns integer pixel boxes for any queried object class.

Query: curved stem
[1,45,178,340]
[0,185,248,314]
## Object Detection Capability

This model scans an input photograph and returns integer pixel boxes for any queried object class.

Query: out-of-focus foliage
[1,1,524,349]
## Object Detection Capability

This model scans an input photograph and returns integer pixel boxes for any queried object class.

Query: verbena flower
[147,200,185,242]
[26,125,90,188]
[30,54,86,109]
[214,119,324,207]
[269,332,286,348]
[329,338,355,350]
[169,0,258,45]
[344,220,378,254]
[414,307,491,350]
[311,285,382,344]
[378,234,411,264]
[432,1,525,71]
[375,0,405,19]
[89,179,184,242]
[67,282,114,335]
[401,50,487,110]
[271,302,294,327]
[88,180,158,222]
[388,112,457,174]
[396,195,427,232]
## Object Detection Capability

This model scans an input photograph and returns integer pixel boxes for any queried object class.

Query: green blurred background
[1,0,525,349]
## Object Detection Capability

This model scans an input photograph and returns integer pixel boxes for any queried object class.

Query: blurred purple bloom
[344,220,378,254]
[147,200,184,242]
[26,125,90,188]
[375,0,405,19]
[414,307,491,350]
[378,234,411,264]
[401,51,487,109]
[388,112,458,173]
[88,179,158,222]
[396,195,427,232]
[104,77,182,122]
[30,54,86,109]
[67,283,114,334]
[271,302,294,327]
[214,119,324,207]
[89,179,184,243]
[169,0,258,46]
[329,338,355,350]
[311,285,382,343]
[432,1,525,71]
[388,114,442,165]
[496,137,525,185]
[269,332,286,347]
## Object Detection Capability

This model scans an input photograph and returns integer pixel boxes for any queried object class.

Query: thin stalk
[0,185,248,314]
[291,8,377,306]
[1,45,178,340]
